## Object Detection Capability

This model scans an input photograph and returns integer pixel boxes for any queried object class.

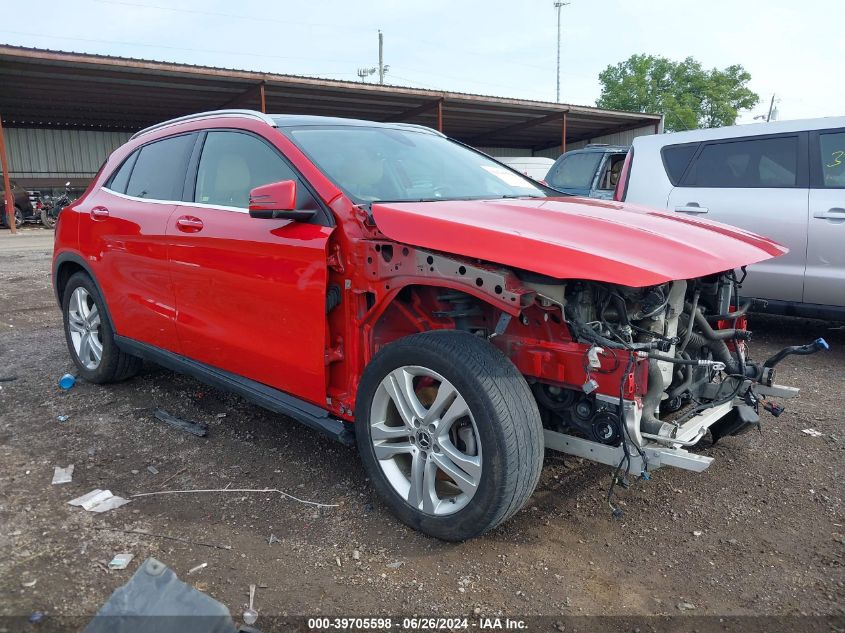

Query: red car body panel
[77,189,181,351]
[166,205,333,406]
[372,197,787,287]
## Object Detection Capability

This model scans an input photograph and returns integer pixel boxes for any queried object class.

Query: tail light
[613,148,633,202]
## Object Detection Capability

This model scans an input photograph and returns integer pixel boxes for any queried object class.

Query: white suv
[617,117,845,319]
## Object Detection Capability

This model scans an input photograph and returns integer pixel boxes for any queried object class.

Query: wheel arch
[53,253,116,333]
[362,280,518,357]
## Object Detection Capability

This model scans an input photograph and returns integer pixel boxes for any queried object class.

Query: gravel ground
[0,228,843,630]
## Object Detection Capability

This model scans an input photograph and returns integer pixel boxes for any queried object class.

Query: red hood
[371,196,787,287]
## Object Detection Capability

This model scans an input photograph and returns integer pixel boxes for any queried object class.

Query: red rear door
[78,133,196,352]
[167,129,333,406]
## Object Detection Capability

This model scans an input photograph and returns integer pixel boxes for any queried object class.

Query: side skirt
[743,297,845,321]
[115,336,354,446]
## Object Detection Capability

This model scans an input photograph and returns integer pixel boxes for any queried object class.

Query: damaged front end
[355,234,827,500]
[525,270,829,483]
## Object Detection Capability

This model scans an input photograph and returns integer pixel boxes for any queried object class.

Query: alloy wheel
[67,287,103,370]
[369,365,482,515]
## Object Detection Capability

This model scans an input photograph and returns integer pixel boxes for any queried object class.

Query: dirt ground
[1,227,843,630]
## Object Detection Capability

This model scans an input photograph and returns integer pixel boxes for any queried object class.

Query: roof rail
[131,109,277,140]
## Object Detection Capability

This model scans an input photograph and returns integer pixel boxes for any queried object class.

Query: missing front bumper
[543,383,800,474]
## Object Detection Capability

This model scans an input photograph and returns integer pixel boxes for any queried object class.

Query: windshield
[283,125,547,203]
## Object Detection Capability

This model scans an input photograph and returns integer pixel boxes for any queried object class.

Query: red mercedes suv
[53,110,825,540]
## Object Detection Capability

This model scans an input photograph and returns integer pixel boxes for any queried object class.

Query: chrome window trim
[102,187,248,214]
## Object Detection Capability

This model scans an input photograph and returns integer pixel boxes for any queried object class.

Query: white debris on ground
[108,553,134,570]
[51,464,74,485]
[68,489,131,513]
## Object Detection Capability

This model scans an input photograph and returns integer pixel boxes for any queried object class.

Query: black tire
[61,271,141,383]
[40,207,56,229]
[14,206,23,229]
[355,330,543,541]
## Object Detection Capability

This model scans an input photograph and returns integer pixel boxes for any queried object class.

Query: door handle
[675,203,709,214]
[90,206,110,221]
[813,207,845,220]
[176,216,204,232]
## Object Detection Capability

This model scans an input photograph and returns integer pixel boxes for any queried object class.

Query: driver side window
[195,131,313,209]
[598,155,625,190]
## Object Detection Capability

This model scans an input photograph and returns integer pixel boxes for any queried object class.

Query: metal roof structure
[0,45,662,151]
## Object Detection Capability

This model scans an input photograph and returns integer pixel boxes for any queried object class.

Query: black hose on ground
[764,338,830,368]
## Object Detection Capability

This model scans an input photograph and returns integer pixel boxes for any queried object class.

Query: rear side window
[194,131,309,209]
[125,134,195,200]
[547,152,603,189]
[105,152,138,194]
[661,143,698,185]
[682,136,798,188]
[819,131,845,187]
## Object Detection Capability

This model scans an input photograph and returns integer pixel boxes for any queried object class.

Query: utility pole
[357,67,376,82]
[378,30,384,85]
[356,32,388,84]
[766,93,776,122]
[0,115,16,234]
[554,1,570,103]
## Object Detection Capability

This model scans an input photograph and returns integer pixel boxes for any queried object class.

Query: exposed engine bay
[532,273,749,441]
[521,270,829,491]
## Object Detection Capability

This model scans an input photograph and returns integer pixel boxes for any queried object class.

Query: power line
[94,0,595,80]
[0,29,354,67]
[91,0,372,31]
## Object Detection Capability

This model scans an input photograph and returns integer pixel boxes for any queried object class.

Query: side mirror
[248,180,314,221]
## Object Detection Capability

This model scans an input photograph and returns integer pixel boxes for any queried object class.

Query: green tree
[596,55,759,132]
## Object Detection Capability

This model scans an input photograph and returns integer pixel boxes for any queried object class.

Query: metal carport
[0,45,663,231]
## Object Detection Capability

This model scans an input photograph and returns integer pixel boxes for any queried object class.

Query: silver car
[618,117,845,319]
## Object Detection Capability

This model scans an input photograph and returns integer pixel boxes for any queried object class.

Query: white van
[496,156,556,181]
[617,117,845,319]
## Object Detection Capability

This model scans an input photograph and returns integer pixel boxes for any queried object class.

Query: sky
[2,0,843,124]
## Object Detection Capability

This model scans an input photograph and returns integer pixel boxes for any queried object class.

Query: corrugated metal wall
[7,128,535,179]
[533,124,659,159]
[4,123,659,179]
[481,124,659,159]
[5,128,130,179]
